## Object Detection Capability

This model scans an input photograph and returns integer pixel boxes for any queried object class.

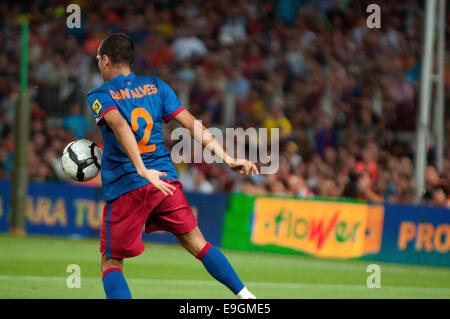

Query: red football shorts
[100,180,198,259]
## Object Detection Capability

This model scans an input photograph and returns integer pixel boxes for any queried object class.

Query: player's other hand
[137,168,176,196]
[227,159,259,176]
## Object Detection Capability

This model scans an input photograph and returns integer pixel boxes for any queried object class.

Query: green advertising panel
[222,193,378,258]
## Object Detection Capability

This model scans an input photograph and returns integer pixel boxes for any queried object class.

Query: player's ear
[102,54,110,67]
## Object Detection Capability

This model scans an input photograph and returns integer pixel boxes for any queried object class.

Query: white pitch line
[227,257,450,276]
[1,275,450,294]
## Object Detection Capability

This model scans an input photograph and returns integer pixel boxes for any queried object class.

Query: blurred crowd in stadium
[0,0,449,206]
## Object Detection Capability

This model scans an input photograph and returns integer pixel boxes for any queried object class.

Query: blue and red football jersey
[87,73,185,202]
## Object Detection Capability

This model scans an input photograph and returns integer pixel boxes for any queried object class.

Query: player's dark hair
[99,33,134,67]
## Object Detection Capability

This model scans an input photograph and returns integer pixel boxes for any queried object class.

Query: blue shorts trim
[105,203,113,258]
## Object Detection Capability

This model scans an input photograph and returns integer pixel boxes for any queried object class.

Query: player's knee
[101,255,123,273]
[175,232,208,256]
[192,239,208,257]
[101,261,122,274]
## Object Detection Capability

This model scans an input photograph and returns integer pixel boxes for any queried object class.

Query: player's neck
[106,67,132,82]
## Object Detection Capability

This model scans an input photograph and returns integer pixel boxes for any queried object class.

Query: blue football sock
[196,242,245,294]
[102,268,132,299]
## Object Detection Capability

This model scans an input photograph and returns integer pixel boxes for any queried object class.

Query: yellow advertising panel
[251,198,383,258]
[363,205,384,255]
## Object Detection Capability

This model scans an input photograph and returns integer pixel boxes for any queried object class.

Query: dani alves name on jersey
[109,84,158,100]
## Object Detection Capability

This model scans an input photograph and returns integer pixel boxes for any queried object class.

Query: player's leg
[100,254,131,299]
[146,180,255,298]
[99,188,153,299]
[174,226,256,299]
[100,201,132,300]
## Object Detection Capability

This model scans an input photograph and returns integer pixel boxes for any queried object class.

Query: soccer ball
[61,139,102,182]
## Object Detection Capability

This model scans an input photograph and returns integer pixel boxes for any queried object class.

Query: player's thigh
[100,187,154,259]
[174,226,207,256]
[145,180,201,254]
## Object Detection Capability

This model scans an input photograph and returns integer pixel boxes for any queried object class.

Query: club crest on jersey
[92,99,102,114]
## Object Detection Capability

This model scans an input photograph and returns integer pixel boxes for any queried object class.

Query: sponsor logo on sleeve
[92,99,102,114]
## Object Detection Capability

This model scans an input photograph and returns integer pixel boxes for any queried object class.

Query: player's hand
[226,159,259,176]
[138,168,176,196]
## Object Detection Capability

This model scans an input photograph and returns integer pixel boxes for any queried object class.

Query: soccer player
[87,33,258,299]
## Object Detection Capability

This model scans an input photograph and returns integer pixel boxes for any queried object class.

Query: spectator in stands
[315,113,336,157]
[226,68,251,98]
[431,186,449,208]
[219,9,247,45]
[62,103,90,139]
[262,103,292,141]
[171,26,207,61]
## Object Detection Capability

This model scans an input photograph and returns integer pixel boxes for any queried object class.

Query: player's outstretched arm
[174,109,259,176]
[103,109,176,195]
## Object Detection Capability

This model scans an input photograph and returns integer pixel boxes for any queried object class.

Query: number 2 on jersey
[131,107,156,153]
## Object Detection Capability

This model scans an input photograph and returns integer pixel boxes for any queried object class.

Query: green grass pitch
[0,234,449,299]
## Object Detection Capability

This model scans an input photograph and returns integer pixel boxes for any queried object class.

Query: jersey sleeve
[87,90,118,126]
[158,80,185,123]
